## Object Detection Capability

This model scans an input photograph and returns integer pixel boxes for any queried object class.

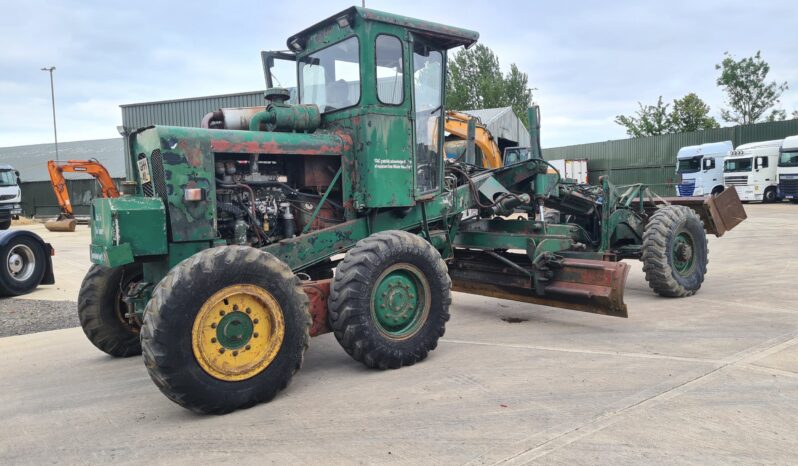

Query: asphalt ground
[0,204,796,464]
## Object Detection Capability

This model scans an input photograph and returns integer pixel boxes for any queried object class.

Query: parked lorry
[77,6,746,414]
[0,164,23,230]
[675,141,731,197]
[0,164,55,295]
[724,139,782,202]
[777,135,798,201]
[547,159,588,184]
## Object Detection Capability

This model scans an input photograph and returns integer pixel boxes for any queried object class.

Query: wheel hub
[672,232,696,275]
[372,264,430,338]
[6,244,35,282]
[191,284,285,382]
[8,254,23,274]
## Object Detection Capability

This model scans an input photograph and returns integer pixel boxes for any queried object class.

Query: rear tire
[78,263,143,357]
[0,236,47,296]
[140,246,310,414]
[642,205,708,297]
[328,230,451,369]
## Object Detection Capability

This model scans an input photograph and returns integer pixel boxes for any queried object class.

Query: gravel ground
[0,299,79,337]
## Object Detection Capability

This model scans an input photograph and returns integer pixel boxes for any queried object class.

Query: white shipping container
[547,159,588,184]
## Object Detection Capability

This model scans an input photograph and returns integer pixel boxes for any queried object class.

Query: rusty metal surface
[633,188,747,237]
[302,279,331,337]
[449,252,629,318]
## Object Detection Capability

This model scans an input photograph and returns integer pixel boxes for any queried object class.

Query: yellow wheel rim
[191,284,285,382]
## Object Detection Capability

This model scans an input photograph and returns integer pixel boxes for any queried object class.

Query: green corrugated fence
[542,119,798,196]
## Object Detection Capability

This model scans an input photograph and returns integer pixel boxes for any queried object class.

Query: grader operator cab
[78,6,746,414]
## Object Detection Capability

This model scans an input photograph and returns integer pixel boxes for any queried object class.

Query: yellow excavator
[443,106,541,168]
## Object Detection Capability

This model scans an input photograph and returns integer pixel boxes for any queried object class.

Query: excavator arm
[45,160,120,232]
[444,111,503,169]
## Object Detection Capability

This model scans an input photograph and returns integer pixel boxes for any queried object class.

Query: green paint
[672,232,695,275]
[372,266,427,337]
[89,196,167,267]
[216,312,254,350]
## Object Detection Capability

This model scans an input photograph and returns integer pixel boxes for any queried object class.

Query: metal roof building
[460,106,530,149]
[0,138,125,182]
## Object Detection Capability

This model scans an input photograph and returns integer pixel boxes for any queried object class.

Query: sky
[1,0,797,149]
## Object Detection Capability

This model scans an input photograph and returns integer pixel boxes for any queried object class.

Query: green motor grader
[78,6,745,414]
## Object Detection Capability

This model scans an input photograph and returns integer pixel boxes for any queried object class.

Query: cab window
[299,36,360,112]
[375,35,403,105]
[413,44,443,194]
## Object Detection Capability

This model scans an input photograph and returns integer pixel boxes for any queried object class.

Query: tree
[715,51,789,124]
[614,96,673,137]
[793,110,798,120]
[446,44,533,126]
[670,93,719,132]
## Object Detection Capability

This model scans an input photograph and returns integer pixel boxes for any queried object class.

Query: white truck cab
[675,141,731,197]
[777,135,798,201]
[723,139,782,202]
[0,164,22,229]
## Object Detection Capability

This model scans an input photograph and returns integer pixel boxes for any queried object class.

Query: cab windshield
[724,158,752,173]
[778,151,798,167]
[676,156,702,174]
[299,36,360,113]
[0,170,16,187]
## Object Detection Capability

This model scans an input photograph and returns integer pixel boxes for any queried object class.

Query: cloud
[1,0,797,148]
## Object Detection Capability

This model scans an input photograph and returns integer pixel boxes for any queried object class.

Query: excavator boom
[45,160,120,232]
[444,111,503,169]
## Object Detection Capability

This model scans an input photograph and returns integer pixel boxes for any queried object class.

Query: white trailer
[547,159,588,184]
[724,139,782,202]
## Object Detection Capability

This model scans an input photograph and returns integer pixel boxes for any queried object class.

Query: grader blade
[449,253,630,317]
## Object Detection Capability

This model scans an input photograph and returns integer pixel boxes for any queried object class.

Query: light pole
[41,66,59,161]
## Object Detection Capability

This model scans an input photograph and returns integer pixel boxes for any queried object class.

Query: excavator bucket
[45,216,77,232]
[449,253,630,318]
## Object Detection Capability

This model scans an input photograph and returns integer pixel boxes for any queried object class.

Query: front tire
[642,205,708,297]
[763,187,777,203]
[328,230,451,369]
[78,263,143,357]
[141,246,310,414]
[0,236,47,296]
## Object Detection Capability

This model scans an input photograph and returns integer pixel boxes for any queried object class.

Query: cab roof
[734,139,783,152]
[676,141,732,159]
[287,6,479,51]
[781,135,798,151]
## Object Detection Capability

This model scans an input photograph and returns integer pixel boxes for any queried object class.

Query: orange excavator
[45,160,120,232]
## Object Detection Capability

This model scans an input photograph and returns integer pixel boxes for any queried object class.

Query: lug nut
[232,350,238,357]
[253,319,259,324]
[219,310,225,316]
[219,348,225,354]
[211,337,217,343]
[253,332,259,338]
[245,345,251,350]
[246,308,251,314]
[233,304,239,311]
[211,322,217,329]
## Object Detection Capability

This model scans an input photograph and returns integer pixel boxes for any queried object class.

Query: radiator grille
[677,181,695,196]
[724,176,748,187]
[138,153,154,197]
[779,176,798,195]
[150,149,167,200]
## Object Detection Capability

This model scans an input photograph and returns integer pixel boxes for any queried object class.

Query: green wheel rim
[371,263,430,339]
[672,231,696,276]
[216,310,254,350]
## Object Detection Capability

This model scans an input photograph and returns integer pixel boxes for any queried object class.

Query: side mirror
[14,170,20,184]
